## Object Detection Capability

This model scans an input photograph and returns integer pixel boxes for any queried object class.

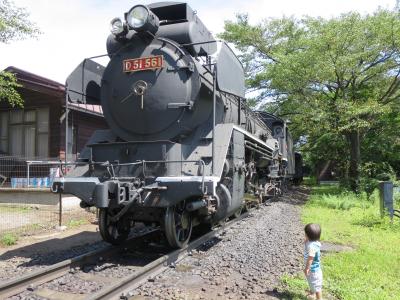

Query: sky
[0,0,396,83]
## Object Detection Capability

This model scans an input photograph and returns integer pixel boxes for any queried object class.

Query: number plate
[123,55,164,73]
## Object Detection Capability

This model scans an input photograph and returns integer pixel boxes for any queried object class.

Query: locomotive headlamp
[127,5,148,28]
[110,17,126,36]
[126,5,159,34]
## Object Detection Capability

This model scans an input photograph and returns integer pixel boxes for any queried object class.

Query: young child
[304,223,323,300]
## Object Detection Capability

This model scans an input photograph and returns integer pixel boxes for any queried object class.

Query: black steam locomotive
[52,2,302,248]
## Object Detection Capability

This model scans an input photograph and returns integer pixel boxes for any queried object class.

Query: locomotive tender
[52,2,300,248]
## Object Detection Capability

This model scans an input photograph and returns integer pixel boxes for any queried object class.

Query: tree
[0,0,40,107]
[0,70,23,106]
[220,10,400,192]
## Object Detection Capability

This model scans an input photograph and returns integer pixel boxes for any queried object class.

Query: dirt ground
[0,223,102,255]
[0,211,33,230]
[0,203,96,236]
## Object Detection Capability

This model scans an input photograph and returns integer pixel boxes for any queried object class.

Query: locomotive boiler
[52,2,299,248]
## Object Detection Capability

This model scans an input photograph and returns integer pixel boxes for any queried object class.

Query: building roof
[68,102,103,117]
[4,66,65,94]
[3,66,103,117]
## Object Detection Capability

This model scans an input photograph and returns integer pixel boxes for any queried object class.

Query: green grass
[67,218,88,228]
[0,233,18,246]
[282,184,400,300]
[0,205,32,213]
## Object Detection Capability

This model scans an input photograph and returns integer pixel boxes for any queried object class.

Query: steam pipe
[65,84,69,165]
[212,64,217,175]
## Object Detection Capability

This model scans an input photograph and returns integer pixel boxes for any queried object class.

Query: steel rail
[0,213,249,300]
[88,212,250,300]
[0,229,159,299]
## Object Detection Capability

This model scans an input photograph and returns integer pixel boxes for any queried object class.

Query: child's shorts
[307,269,323,293]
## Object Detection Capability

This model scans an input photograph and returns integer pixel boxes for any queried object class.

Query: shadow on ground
[272,186,310,206]
[265,289,308,299]
[0,231,104,267]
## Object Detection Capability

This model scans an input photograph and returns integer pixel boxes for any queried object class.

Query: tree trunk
[347,130,361,193]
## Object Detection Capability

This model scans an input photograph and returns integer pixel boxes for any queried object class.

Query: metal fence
[0,155,60,188]
[0,155,96,239]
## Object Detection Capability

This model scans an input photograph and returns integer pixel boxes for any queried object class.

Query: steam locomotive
[52,2,302,248]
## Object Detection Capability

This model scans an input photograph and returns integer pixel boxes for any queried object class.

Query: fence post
[27,161,30,188]
[379,181,394,220]
[59,191,63,227]
[58,161,63,228]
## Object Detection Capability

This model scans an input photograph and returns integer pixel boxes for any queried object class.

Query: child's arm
[304,255,314,276]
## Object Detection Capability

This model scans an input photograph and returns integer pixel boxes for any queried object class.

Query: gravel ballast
[129,187,308,299]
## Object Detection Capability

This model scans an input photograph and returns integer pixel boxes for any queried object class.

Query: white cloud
[0,0,395,82]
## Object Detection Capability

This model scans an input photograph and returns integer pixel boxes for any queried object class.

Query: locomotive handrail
[98,159,206,193]
[27,159,206,192]
[245,140,273,153]
[97,159,207,194]
[181,39,219,47]
[245,144,273,160]
[157,37,187,57]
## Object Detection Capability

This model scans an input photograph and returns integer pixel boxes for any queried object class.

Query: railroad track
[0,213,250,300]
[0,228,160,300]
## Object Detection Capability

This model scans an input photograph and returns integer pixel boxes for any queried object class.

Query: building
[0,67,108,160]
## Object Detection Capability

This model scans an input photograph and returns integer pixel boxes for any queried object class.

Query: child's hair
[304,223,321,241]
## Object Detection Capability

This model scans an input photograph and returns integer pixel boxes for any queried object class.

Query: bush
[360,162,396,199]
[1,233,18,246]
[376,173,392,181]
[394,191,400,207]
[360,177,379,200]
[362,162,396,181]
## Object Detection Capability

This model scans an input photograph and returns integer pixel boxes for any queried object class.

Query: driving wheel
[99,208,130,245]
[164,201,193,248]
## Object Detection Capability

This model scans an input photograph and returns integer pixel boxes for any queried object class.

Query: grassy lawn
[281,184,400,300]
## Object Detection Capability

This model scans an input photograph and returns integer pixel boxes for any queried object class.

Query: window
[66,121,78,160]
[37,108,49,157]
[0,112,8,153]
[1,108,49,158]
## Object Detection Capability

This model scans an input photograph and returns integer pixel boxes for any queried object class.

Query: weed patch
[0,205,32,213]
[67,219,88,228]
[280,273,308,299]
[307,188,373,211]
[175,264,194,272]
[1,233,18,246]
